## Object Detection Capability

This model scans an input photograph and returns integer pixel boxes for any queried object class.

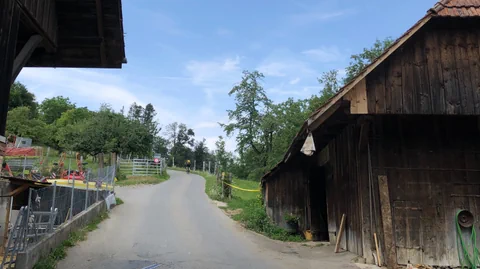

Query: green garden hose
[456,211,480,268]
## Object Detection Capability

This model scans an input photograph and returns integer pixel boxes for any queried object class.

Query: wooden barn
[261,0,480,267]
[0,0,126,136]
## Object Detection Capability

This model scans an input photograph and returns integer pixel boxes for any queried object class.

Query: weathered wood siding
[370,115,480,266]
[0,0,21,135]
[265,157,309,231]
[324,124,370,257]
[17,0,57,45]
[367,27,480,115]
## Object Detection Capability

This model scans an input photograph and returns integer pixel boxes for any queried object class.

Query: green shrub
[231,197,304,242]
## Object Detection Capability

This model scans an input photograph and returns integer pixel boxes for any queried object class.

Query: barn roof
[261,0,480,181]
[432,0,480,17]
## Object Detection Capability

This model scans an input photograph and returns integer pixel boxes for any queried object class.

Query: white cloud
[257,62,289,77]
[289,9,354,25]
[302,46,345,63]
[185,56,241,87]
[16,68,185,125]
[268,85,320,98]
[17,68,142,110]
[204,135,237,153]
[289,77,301,85]
[195,122,220,129]
[135,8,197,38]
[257,49,316,79]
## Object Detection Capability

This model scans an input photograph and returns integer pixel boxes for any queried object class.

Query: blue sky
[17,0,438,151]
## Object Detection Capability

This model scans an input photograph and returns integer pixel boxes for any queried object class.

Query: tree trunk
[98,153,104,169]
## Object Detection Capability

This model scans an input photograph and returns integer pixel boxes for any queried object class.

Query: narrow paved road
[58,171,363,269]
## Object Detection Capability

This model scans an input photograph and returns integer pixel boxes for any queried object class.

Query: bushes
[230,196,304,242]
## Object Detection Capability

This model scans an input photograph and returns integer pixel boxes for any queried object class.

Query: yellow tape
[221,181,260,192]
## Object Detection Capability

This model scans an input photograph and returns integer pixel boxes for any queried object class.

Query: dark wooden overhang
[16,0,126,69]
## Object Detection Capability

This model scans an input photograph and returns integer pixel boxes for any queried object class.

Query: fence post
[146,160,149,176]
[112,165,116,193]
[25,188,32,247]
[49,181,57,232]
[85,172,89,211]
[203,161,205,172]
[70,173,75,221]
[22,155,27,178]
[208,161,211,174]
[194,160,196,171]
[67,159,72,184]
[172,157,175,167]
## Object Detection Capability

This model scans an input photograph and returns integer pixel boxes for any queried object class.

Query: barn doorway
[307,165,329,241]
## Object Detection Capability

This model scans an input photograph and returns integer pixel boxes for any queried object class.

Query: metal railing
[119,158,166,176]
[0,165,116,268]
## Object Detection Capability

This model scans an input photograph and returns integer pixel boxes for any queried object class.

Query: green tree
[70,105,153,158]
[194,138,209,165]
[6,107,48,143]
[55,107,93,127]
[165,122,195,166]
[153,136,169,156]
[9,82,38,116]
[344,37,394,84]
[215,136,228,172]
[143,103,159,137]
[127,102,144,121]
[39,96,76,124]
[222,70,272,164]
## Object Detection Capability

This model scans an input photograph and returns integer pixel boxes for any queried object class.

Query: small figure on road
[185,160,191,174]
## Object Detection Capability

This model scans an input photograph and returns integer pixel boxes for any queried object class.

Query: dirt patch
[225,208,243,216]
[212,200,227,208]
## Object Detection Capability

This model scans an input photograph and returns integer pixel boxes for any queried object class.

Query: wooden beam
[7,184,29,197]
[378,175,397,268]
[0,1,21,136]
[95,0,107,66]
[15,0,57,50]
[11,35,43,81]
[307,100,350,131]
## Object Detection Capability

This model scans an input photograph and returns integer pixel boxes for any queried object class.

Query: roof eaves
[262,8,437,182]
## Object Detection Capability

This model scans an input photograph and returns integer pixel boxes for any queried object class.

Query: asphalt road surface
[58,170,364,269]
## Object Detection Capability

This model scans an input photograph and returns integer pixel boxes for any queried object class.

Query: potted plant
[284,213,300,234]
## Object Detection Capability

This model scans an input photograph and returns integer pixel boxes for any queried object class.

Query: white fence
[119,158,166,176]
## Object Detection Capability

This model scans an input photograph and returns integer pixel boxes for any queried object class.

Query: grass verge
[115,197,124,205]
[170,168,303,242]
[33,211,109,269]
[115,172,170,186]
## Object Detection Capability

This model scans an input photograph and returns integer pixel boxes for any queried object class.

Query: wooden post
[378,175,396,268]
[0,1,21,136]
[335,213,346,253]
[374,233,382,266]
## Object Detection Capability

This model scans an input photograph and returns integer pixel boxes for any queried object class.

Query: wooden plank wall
[325,124,369,257]
[367,27,480,115]
[265,158,309,231]
[370,115,480,267]
[0,0,20,135]
[17,0,57,44]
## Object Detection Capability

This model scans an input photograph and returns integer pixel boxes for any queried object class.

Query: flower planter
[285,221,298,234]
